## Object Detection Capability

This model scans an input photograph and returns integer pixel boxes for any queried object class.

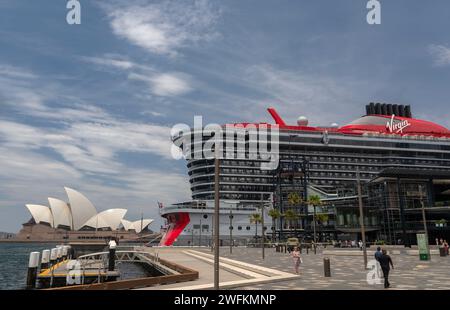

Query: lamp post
[229,210,233,254]
[356,168,368,269]
[141,211,144,245]
[199,218,202,247]
[214,156,220,290]
[261,194,265,260]
[419,184,429,244]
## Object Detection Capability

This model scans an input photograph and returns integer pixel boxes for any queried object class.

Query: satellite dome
[330,123,339,128]
[297,116,308,126]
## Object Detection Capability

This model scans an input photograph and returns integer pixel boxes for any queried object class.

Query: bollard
[56,247,63,263]
[284,245,287,253]
[50,248,58,266]
[62,246,68,260]
[26,252,40,289]
[323,257,331,277]
[306,246,309,254]
[41,250,50,270]
[65,246,72,259]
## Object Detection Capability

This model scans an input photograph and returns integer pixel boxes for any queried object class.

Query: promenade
[137,246,450,290]
[197,247,450,290]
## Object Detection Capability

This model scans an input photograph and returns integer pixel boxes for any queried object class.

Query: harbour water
[0,243,57,290]
[0,243,152,289]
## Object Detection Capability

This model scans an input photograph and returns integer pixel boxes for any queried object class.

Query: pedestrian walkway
[136,247,298,290]
[195,247,450,290]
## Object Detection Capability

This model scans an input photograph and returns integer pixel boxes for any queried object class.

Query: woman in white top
[291,246,302,274]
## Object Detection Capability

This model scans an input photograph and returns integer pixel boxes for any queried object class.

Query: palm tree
[307,194,322,244]
[288,192,301,206]
[249,213,262,241]
[284,209,299,237]
[268,208,281,242]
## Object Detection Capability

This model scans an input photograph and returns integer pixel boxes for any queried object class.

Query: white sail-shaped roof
[121,219,153,233]
[25,204,54,227]
[121,219,133,231]
[131,219,153,233]
[48,198,73,229]
[64,187,97,230]
[82,209,127,230]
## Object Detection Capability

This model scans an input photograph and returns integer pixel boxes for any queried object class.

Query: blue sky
[1,0,450,232]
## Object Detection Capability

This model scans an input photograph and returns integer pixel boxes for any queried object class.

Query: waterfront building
[16,187,154,242]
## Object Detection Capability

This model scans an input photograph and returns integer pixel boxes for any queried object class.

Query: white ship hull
[159,200,273,246]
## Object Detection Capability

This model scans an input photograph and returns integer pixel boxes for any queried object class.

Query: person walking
[378,249,394,288]
[374,246,383,278]
[374,247,382,261]
[291,246,302,274]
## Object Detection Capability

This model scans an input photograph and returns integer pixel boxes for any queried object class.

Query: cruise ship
[160,103,450,246]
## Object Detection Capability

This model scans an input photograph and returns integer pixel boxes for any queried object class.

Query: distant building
[0,232,15,239]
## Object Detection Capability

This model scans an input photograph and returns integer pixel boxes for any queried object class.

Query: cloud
[185,64,368,126]
[0,64,191,231]
[129,72,192,96]
[0,64,37,79]
[79,54,193,97]
[101,0,220,56]
[80,54,135,70]
[141,111,165,117]
[428,44,450,67]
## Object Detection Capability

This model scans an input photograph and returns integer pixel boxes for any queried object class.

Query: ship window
[238,226,242,230]
[203,214,208,219]
[246,226,251,230]
[193,224,200,229]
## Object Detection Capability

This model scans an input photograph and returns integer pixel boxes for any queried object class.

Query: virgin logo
[386,114,410,133]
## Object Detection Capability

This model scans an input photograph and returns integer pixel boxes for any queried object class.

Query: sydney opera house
[15,187,154,242]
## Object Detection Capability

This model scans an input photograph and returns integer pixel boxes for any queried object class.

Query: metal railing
[75,249,160,285]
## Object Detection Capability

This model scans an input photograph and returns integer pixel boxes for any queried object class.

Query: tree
[249,213,262,240]
[284,209,299,237]
[268,208,281,242]
[307,194,322,243]
[315,213,329,224]
[288,192,301,206]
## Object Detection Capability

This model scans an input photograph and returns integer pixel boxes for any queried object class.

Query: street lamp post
[356,168,368,269]
[312,204,318,254]
[214,156,220,290]
[199,218,202,247]
[261,194,265,260]
[419,184,429,243]
[229,210,233,254]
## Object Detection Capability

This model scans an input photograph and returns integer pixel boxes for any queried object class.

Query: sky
[0,0,450,233]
